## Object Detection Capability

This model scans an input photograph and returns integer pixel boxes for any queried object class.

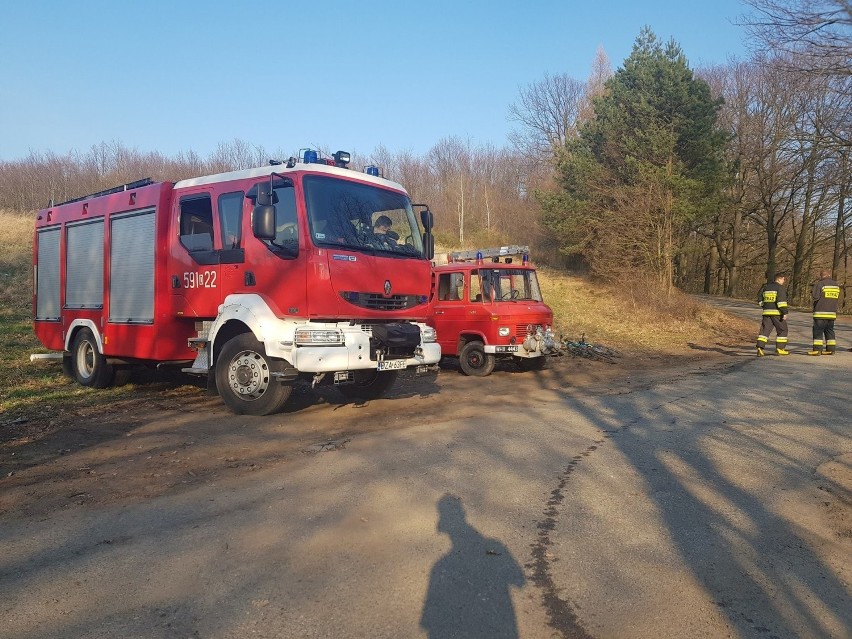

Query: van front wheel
[459,341,495,377]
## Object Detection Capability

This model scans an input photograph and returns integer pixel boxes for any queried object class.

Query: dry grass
[538,266,753,353]
[0,209,33,308]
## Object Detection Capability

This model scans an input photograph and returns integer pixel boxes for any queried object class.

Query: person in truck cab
[373,215,399,247]
[374,215,396,238]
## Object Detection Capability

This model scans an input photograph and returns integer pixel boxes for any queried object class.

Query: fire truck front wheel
[459,340,496,377]
[337,370,400,400]
[71,328,115,388]
[215,334,293,416]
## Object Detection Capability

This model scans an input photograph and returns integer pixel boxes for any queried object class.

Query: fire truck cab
[428,246,558,376]
[32,150,441,415]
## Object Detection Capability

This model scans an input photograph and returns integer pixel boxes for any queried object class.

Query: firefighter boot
[756,347,765,357]
[776,347,789,356]
[807,350,822,356]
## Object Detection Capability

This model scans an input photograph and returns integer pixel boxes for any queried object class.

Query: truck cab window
[470,270,482,302]
[218,191,243,249]
[263,183,299,257]
[179,194,214,252]
[438,272,464,301]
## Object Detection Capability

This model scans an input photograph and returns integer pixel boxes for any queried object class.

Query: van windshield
[477,268,543,302]
[304,175,424,257]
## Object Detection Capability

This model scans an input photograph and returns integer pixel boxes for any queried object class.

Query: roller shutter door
[66,219,104,308]
[110,209,155,323]
[36,227,61,320]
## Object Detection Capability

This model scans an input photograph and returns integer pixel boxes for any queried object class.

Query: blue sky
[0,0,752,162]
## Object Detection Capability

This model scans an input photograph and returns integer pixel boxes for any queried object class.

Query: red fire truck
[428,246,558,376]
[32,150,440,415]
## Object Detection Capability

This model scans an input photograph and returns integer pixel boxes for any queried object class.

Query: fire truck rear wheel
[71,328,115,388]
[337,370,400,400]
[215,334,292,416]
[459,340,496,377]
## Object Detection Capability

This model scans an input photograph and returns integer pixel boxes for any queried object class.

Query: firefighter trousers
[757,316,788,350]
[812,318,836,353]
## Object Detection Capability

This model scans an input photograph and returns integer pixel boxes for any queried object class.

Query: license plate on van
[378,359,407,371]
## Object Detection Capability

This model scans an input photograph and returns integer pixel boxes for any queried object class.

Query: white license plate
[495,345,519,353]
[378,359,407,371]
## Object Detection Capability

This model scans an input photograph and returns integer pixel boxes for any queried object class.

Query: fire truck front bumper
[286,332,441,373]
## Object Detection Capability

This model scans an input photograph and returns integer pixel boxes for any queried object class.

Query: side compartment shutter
[36,227,61,320]
[110,209,155,323]
[66,219,105,308]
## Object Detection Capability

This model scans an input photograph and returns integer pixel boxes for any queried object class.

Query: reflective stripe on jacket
[812,277,840,320]
[758,281,788,317]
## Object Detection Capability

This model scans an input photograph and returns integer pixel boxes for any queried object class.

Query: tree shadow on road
[536,358,851,637]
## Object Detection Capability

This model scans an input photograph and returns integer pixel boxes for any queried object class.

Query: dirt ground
[0,347,738,521]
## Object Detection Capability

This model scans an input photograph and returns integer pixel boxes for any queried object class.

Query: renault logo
[384,280,392,296]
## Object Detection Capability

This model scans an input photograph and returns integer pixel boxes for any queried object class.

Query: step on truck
[428,246,558,376]
[32,149,440,415]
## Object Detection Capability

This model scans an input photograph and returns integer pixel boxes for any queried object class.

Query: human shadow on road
[420,494,525,639]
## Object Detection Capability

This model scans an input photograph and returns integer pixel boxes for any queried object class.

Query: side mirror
[252,204,276,240]
[420,208,434,232]
[422,232,434,260]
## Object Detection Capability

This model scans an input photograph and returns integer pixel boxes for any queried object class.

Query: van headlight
[294,328,344,345]
[420,326,437,343]
[498,327,510,337]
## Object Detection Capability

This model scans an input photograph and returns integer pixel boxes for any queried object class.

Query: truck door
[215,190,247,305]
[171,192,221,318]
[432,271,469,355]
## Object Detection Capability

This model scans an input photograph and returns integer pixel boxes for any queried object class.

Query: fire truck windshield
[304,175,424,257]
[479,268,544,302]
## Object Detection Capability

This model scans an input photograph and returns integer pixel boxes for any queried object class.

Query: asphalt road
[1,301,850,638]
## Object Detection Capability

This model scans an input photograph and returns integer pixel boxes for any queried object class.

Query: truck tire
[215,333,292,416]
[518,356,547,372]
[337,370,400,400]
[459,340,495,377]
[71,328,115,388]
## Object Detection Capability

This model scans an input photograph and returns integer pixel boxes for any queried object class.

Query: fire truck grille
[340,292,421,311]
[516,323,541,336]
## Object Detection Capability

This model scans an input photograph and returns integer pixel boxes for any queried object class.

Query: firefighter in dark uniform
[809,269,841,355]
[756,272,789,356]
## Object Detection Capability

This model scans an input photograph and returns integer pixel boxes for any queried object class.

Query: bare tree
[508,73,587,159]
[741,0,852,82]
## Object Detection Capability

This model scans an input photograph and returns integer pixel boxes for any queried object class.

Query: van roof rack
[447,245,530,263]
